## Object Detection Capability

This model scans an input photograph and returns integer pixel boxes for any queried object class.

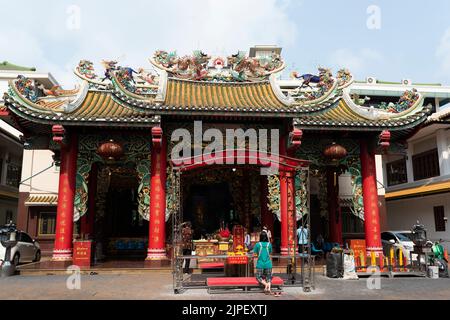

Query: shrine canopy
[171,148,310,173]
[0,49,431,138]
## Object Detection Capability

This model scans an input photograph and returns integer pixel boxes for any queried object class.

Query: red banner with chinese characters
[227,255,248,265]
[346,239,366,259]
[232,225,244,252]
[73,240,92,269]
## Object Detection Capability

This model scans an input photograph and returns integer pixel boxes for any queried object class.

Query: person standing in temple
[297,223,309,254]
[253,231,280,296]
[244,229,253,251]
[262,225,272,243]
[181,222,193,274]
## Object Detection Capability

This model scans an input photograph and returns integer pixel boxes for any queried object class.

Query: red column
[286,171,297,255]
[360,140,383,257]
[146,136,167,260]
[279,171,288,255]
[279,133,289,255]
[260,176,273,235]
[327,167,343,244]
[52,134,78,261]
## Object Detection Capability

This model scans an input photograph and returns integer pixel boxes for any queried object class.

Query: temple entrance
[170,151,314,294]
[184,182,232,239]
[181,167,263,238]
[95,164,148,259]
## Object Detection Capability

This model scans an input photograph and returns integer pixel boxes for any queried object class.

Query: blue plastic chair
[331,242,341,250]
[127,241,137,250]
[311,243,324,262]
[116,240,126,250]
[136,241,145,250]
[323,242,332,252]
[311,242,324,255]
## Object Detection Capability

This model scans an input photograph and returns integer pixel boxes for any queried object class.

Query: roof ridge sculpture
[150,50,285,83]
[6,75,88,114]
[74,59,160,91]
[281,67,353,110]
[342,87,424,121]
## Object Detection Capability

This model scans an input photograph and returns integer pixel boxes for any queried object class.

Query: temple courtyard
[1,273,449,300]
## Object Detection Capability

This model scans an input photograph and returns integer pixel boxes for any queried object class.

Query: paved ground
[1,273,449,300]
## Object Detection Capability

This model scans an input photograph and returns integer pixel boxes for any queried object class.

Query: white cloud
[330,48,383,75]
[0,0,297,87]
[436,27,450,76]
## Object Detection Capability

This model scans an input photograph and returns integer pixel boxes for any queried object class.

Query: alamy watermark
[366,266,382,290]
[66,265,81,290]
[366,5,381,30]
[171,121,280,175]
[66,5,81,31]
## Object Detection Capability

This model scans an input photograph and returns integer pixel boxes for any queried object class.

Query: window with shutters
[412,148,440,181]
[386,158,407,186]
[38,212,57,235]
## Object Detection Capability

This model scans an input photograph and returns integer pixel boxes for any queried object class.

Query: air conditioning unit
[366,76,377,84]
[402,79,412,85]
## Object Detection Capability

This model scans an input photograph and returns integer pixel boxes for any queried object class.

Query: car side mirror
[389,239,395,244]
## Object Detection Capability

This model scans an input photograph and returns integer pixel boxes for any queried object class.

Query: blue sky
[1,0,450,87]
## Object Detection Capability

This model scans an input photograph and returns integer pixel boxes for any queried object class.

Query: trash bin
[428,266,439,279]
[326,252,344,278]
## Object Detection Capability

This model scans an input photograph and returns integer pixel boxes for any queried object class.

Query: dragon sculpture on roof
[289,67,354,105]
[151,50,284,82]
[74,59,159,95]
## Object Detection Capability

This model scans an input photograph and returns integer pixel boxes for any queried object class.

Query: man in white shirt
[262,226,272,243]
[297,224,309,254]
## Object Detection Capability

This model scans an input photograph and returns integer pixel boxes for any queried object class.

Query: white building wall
[19,150,59,195]
[386,193,450,252]
[436,129,450,176]
[375,155,385,196]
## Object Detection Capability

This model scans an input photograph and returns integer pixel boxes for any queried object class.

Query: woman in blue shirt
[253,231,276,295]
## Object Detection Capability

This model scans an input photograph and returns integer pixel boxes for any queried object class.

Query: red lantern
[96,139,124,161]
[323,142,347,162]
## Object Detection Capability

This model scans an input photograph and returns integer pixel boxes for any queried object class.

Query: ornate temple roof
[3,88,159,128]
[294,96,430,130]
[163,78,285,112]
[0,50,433,136]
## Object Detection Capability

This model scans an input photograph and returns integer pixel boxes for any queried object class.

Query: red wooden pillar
[360,139,383,257]
[279,172,288,255]
[327,167,343,245]
[260,175,273,235]
[147,131,167,260]
[52,134,78,261]
[279,134,288,255]
[286,171,297,255]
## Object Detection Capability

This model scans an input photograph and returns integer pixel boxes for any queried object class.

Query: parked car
[381,231,416,264]
[0,228,41,266]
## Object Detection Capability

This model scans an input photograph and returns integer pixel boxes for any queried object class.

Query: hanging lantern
[96,139,124,161]
[323,142,347,163]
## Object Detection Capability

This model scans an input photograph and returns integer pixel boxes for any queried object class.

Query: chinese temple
[0,47,433,262]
